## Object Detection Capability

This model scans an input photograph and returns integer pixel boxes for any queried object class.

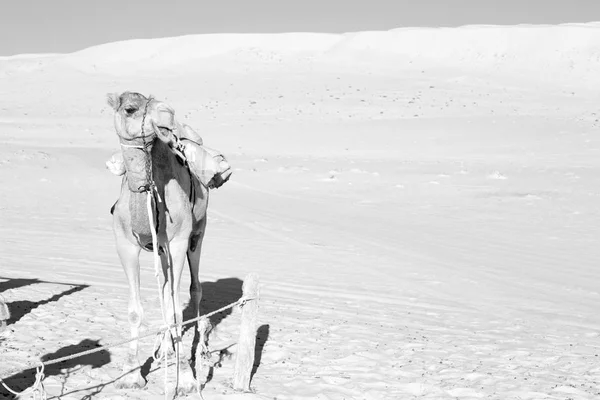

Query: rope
[134,96,175,398]
[1,363,46,399]
[140,97,154,191]
[146,189,173,399]
[0,296,254,396]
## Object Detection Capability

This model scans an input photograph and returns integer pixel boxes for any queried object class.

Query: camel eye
[124,106,137,115]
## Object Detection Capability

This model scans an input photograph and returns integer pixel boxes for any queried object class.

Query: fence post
[0,294,9,335]
[233,273,260,391]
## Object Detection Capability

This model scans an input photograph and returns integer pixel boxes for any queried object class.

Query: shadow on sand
[179,277,244,381]
[0,277,96,398]
[181,277,270,384]
[182,277,244,331]
[0,339,111,399]
[252,324,270,381]
[0,276,90,326]
[0,277,43,292]
[0,277,269,396]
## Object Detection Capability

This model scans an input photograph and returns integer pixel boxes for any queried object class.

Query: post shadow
[251,324,270,381]
[0,339,111,399]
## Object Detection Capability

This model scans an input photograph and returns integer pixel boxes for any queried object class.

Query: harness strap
[120,141,153,149]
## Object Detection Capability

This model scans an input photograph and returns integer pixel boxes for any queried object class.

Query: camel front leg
[187,220,207,323]
[114,234,146,389]
[187,225,214,387]
[161,239,197,396]
[158,239,188,352]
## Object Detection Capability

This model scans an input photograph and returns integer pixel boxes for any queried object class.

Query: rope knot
[237,296,255,308]
[33,363,47,400]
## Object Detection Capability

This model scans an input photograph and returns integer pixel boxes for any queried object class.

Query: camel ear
[106,93,121,111]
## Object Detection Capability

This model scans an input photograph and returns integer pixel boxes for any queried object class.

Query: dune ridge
[1,23,599,81]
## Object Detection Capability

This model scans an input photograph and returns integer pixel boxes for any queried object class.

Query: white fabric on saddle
[180,123,203,145]
[106,153,126,176]
[180,141,231,188]
[153,103,203,145]
[106,141,231,188]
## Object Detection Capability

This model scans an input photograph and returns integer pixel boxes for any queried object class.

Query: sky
[1,0,599,56]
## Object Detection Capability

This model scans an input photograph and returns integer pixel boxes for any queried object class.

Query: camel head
[107,92,178,192]
[107,91,177,143]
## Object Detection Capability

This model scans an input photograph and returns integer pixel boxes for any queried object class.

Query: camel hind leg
[114,232,146,389]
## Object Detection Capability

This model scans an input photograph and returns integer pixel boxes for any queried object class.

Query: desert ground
[1,24,600,399]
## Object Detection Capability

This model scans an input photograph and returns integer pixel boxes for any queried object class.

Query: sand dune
[2,23,598,82]
[1,23,600,399]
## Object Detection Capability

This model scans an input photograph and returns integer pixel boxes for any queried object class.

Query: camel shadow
[0,277,89,326]
[182,277,243,332]
[0,277,42,292]
[178,277,244,381]
[0,339,111,399]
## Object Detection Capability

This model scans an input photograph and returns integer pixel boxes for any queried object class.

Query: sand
[1,23,600,399]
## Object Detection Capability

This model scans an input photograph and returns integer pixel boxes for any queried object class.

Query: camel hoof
[115,369,145,389]
[154,342,176,360]
[166,380,197,398]
[164,361,198,397]
[181,361,199,393]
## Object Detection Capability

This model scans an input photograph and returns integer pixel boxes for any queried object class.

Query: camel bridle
[116,97,156,193]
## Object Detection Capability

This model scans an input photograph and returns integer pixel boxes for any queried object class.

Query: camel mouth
[156,126,174,137]
[152,125,180,147]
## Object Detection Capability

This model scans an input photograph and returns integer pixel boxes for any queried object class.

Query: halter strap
[120,141,154,149]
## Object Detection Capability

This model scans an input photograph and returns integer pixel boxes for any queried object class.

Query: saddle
[106,141,232,190]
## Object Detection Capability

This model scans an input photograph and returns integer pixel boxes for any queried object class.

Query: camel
[107,91,214,394]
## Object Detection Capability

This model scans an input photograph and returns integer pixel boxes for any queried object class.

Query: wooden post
[233,273,260,391]
[0,294,9,335]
